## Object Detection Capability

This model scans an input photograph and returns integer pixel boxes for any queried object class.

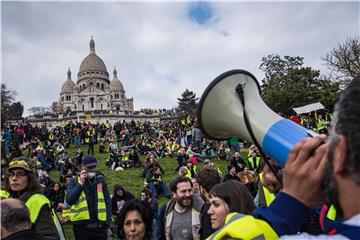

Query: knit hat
[83,155,98,168]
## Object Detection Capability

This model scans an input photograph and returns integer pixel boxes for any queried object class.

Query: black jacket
[3,229,37,240]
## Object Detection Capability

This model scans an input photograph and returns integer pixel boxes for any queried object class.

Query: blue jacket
[253,192,360,239]
[2,131,12,141]
[66,171,111,226]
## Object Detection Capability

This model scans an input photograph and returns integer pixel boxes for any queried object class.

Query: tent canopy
[292,102,325,115]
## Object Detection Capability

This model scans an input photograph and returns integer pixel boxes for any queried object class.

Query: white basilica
[58,37,133,113]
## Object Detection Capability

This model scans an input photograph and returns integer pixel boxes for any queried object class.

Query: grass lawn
[43,143,242,240]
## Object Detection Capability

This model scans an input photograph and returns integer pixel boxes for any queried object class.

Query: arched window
[101,83,104,90]
[97,83,100,88]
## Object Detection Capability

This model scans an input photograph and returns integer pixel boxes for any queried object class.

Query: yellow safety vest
[317,118,326,131]
[206,212,278,240]
[120,155,129,161]
[62,208,71,218]
[247,157,261,170]
[0,189,10,199]
[1,190,65,240]
[85,129,95,143]
[259,173,276,206]
[327,205,337,221]
[185,165,197,179]
[69,177,107,222]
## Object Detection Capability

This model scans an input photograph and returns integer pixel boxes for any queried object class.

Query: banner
[293,102,325,115]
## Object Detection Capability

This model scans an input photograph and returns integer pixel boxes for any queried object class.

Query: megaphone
[197,70,316,167]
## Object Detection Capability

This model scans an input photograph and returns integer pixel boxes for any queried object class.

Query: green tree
[177,89,199,118]
[322,37,360,85]
[260,54,341,115]
[1,84,24,126]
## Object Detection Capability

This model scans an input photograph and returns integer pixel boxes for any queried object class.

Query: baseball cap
[8,158,34,173]
[83,155,98,168]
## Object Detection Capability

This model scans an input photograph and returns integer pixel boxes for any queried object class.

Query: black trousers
[73,224,108,240]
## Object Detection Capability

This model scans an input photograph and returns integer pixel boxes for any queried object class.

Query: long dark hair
[209,180,255,214]
[117,199,153,240]
[4,171,44,202]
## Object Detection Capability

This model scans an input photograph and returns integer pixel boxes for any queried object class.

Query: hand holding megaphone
[197,70,317,167]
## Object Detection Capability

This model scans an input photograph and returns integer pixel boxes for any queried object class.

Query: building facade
[58,37,133,113]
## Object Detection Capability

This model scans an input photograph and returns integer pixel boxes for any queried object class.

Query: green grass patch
[42,143,244,239]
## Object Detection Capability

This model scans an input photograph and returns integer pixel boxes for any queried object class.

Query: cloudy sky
[2,1,359,116]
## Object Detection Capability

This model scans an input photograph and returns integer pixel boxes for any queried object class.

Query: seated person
[223,166,240,182]
[217,143,227,160]
[112,184,135,216]
[45,182,65,212]
[129,148,141,168]
[145,166,170,199]
[175,147,188,171]
[119,149,131,169]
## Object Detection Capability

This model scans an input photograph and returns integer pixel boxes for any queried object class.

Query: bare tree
[322,37,360,85]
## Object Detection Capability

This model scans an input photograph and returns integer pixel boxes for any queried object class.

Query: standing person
[2,127,12,157]
[66,155,111,240]
[191,124,203,150]
[1,198,35,240]
[195,168,222,240]
[158,176,204,240]
[2,157,61,239]
[73,123,82,147]
[85,125,95,155]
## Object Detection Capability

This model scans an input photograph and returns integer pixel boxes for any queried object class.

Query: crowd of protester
[2,75,359,240]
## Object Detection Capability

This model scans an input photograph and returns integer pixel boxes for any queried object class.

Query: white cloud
[2,1,359,116]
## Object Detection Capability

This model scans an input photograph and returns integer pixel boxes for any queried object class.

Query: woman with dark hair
[117,199,153,240]
[45,182,65,212]
[207,180,255,231]
[2,157,62,239]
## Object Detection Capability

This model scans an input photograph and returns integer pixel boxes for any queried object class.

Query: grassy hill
[45,143,236,239]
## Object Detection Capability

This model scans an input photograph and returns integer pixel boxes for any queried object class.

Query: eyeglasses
[9,160,31,169]
[8,171,27,178]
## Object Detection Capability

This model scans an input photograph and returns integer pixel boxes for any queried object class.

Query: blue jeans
[148,181,170,199]
[74,135,81,147]
[4,141,11,156]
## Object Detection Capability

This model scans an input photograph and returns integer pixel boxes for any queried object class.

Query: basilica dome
[78,38,108,75]
[109,68,124,91]
[61,68,75,93]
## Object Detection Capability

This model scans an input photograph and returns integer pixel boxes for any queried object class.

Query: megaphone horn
[197,69,316,166]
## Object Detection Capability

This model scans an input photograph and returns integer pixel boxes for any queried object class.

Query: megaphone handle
[236,84,282,184]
